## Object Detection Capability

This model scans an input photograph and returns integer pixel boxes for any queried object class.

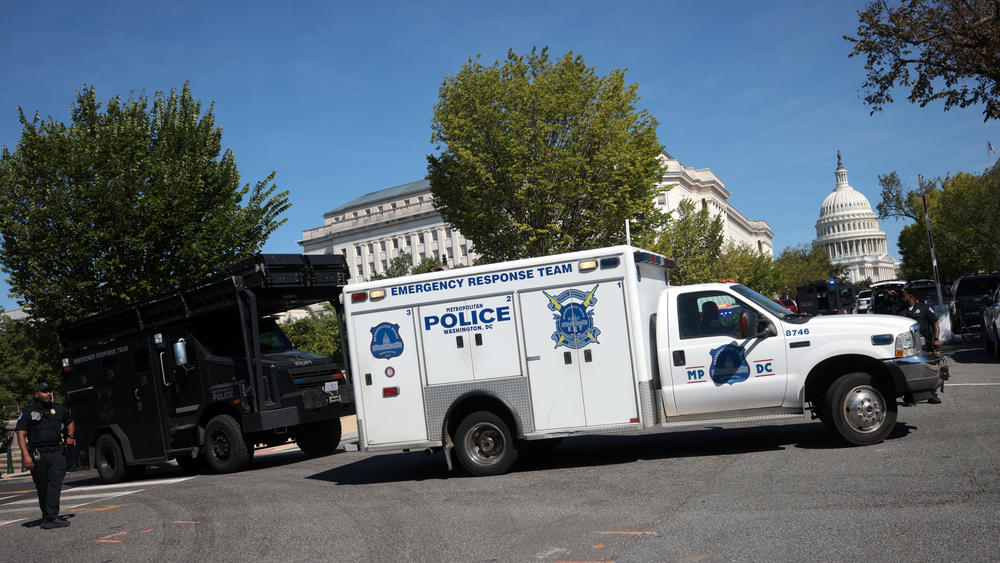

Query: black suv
[950,273,1000,335]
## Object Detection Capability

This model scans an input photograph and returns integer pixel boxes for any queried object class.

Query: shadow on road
[307,420,914,485]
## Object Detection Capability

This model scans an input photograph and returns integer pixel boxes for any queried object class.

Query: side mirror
[173,338,189,367]
[739,311,775,339]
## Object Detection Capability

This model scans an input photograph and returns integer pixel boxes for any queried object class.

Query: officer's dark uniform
[15,394,72,523]
[899,302,938,351]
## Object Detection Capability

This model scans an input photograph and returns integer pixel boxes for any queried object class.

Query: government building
[812,152,899,283]
[299,151,774,280]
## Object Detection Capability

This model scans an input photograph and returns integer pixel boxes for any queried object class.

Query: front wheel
[204,414,252,473]
[823,372,897,446]
[455,411,518,476]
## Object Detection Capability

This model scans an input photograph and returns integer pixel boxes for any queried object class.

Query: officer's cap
[33,382,51,393]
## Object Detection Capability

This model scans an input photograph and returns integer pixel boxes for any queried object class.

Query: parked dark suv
[950,273,1000,336]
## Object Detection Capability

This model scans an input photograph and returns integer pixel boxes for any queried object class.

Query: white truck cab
[342,246,941,476]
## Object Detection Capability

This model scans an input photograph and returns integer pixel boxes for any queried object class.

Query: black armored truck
[57,254,352,483]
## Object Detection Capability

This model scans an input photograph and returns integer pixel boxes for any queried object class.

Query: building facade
[812,152,899,283]
[300,152,775,280]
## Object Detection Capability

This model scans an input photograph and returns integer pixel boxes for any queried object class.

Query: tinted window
[956,276,1000,297]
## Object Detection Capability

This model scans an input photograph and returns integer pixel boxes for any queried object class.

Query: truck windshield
[191,318,295,356]
[731,285,799,319]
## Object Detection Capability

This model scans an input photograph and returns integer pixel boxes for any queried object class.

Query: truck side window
[678,292,745,339]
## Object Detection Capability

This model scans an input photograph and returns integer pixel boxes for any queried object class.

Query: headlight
[894,325,919,358]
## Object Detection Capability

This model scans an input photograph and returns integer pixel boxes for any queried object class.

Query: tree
[651,200,724,285]
[370,252,415,281]
[412,256,444,274]
[428,47,665,262]
[774,245,846,300]
[280,304,342,361]
[0,83,290,325]
[717,243,781,296]
[0,316,58,408]
[881,169,1000,280]
[845,0,1000,120]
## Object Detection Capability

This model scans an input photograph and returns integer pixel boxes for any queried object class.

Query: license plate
[324,381,339,393]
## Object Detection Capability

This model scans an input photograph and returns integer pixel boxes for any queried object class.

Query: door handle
[672,350,685,366]
[456,336,464,349]
[365,373,372,386]
[583,349,592,363]
[563,352,572,365]
[159,352,171,387]
[474,333,483,346]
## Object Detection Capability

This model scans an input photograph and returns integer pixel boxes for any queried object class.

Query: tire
[455,411,518,476]
[296,417,343,457]
[94,434,127,483]
[823,372,897,446]
[203,414,252,473]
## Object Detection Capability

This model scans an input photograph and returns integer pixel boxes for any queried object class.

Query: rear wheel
[94,434,126,483]
[455,411,518,476]
[296,417,343,457]
[823,372,896,446]
[203,415,252,473]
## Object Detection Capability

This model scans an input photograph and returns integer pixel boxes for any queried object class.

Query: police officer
[15,382,75,529]
[898,285,942,404]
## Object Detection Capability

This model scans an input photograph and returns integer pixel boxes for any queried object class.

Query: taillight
[383,387,399,398]
[332,372,344,382]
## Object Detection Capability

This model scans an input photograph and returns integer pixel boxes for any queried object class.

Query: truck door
[521,281,637,431]
[353,308,428,445]
[154,331,206,426]
[666,290,788,415]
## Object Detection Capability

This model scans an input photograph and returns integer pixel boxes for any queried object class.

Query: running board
[661,409,805,429]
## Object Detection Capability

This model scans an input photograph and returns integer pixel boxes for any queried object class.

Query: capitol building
[812,152,899,283]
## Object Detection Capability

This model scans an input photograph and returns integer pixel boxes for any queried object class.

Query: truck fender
[440,390,525,443]
[88,424,136,465]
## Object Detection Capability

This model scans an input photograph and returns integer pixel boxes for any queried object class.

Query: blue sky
[2,0,997,311]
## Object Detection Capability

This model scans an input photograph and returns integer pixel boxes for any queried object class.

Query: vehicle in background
[950,273,1000,337]
[856,289,873,314]
[905,279,947,306]
[982,285,1000,360]
[796,280,854,315]
[870,281,906,315]
[773,298,798,314]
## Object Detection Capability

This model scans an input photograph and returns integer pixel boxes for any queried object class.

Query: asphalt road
[2,342,998,562]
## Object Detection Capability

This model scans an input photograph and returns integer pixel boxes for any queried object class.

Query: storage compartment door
[353,308,428,445]
[419,301,474,385]
[578,282,637,426]
[469,294,522,381]
[520,289,586,431]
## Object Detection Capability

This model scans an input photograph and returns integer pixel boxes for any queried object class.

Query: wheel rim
[842,385,886,433]
[212,430,232,461]
[464,422,506,467]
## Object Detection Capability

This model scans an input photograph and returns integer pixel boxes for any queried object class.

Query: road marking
[95,530,127,543]
[600,530,656,535]
[0,489,38,495]
[947,383,1000,386]
[74,504,127,514]
[3,491,142,506]
[174,520,201,524]
[0,518,27,526]
[64,476,195,493]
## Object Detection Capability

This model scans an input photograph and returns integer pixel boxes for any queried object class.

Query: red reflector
[232,399,241,404]
[630,417,639,423]
[351,292,367,303]
[332,372,344,381]
[383,387,399,398]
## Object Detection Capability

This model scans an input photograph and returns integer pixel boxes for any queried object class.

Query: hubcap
[465,422,506,467]
[843,385,885,433]
[213,431,232,461]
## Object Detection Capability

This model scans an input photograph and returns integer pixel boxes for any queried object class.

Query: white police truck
[343,246,942,476]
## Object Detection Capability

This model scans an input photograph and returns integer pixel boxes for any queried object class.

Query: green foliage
[412,256,444,274]
[717,243,781,296]
[279,304,341,362]
[0,83,290,325]
[888,170,1000,280]
[370,252,414,281]
[428,47,665,262]
[845,0,1000,120]
[774,245,845,300]
[652,200,724,285]
[0,317,59,408]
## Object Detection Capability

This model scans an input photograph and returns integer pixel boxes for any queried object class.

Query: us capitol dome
[812,152,899,283]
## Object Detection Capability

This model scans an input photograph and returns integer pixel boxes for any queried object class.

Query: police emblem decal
[708,342,751,386]
[543,285,601,349]
[370,322,404,359]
